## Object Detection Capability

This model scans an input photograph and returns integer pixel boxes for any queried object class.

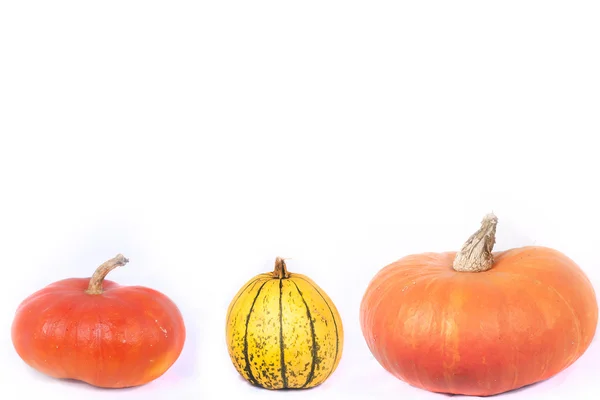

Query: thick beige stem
[453,214,498,272]
[273,257,291,279]
[85,254,129,294]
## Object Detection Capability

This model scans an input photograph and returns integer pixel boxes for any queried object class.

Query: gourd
[11,254,186,388]
[360,214,598,396]
[226,257,343,389]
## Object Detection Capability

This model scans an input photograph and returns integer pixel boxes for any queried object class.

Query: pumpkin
[11,254,186,388]
[359,214,598,396]
[226,257,343,389]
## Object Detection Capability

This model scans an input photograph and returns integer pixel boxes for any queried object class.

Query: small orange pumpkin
[11,254,186,388]
[360,214,598,396]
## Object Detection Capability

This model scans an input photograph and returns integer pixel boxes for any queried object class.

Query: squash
[226,257,343,389]
[11,254,186,388]
[359,214,598,396]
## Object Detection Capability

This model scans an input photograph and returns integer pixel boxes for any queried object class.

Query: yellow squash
[225,257,344,389]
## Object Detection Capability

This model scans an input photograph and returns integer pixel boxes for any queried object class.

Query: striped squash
[225,257,343,389]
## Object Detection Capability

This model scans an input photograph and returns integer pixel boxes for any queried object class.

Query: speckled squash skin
[225,258,343,389]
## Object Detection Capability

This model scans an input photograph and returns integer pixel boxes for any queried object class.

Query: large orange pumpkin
[360,214,598,396]
[11,254,186,388]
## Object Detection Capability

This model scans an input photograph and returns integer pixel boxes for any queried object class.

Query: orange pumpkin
[11,254,186,388]
[360,214,598,396]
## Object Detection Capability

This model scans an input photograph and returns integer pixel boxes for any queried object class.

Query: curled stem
[85,254,129,294]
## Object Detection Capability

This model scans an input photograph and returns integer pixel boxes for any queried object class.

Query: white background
[1,1,599,399]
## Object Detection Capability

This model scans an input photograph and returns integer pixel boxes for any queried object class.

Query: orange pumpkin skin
[11,255,186,388]
[360,246,598,396]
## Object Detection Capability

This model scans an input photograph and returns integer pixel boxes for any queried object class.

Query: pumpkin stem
[85,254,129,295]
[273,257,291,279]
[452,213,498,272]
